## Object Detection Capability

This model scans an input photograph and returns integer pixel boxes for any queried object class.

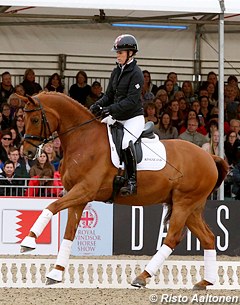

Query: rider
[90,34,145,196]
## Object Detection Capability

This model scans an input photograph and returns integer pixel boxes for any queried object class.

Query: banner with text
[113,200,240,256]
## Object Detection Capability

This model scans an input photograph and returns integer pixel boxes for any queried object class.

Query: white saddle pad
[106,125,166,171]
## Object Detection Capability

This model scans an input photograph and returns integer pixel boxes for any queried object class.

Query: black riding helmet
[112,34,138,54]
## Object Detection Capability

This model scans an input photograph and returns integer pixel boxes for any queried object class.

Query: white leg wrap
[46,269,63,282]
[56,239,73,268]
[20,236,36,249]
[145,244,173,276]
[30,209,53,238]
[204,249,217,284]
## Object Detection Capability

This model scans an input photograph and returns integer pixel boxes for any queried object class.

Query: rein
[24,97,101,159]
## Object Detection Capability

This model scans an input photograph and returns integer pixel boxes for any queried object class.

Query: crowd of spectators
[141,70,240,198]
[0,67,239,198]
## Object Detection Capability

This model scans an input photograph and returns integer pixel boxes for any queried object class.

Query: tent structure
[0,0,239,14]
[0,1,239,27]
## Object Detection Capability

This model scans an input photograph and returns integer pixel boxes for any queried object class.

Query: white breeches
[118,115,145,149]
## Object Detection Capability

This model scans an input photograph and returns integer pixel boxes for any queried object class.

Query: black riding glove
[90,103,102,116]
[101,106,111,118]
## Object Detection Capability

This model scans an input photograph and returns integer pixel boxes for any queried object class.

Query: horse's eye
[31,117,39,124]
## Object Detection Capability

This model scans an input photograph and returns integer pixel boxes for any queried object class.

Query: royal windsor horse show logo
[79,205,98,229]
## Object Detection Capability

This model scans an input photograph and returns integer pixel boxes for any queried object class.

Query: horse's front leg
[46,205,85,285]
[20,183,92,253]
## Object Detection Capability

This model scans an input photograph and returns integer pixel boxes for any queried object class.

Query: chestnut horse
[20,92,228,289]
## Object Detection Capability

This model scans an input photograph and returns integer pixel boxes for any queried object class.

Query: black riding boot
[120,143,137,196]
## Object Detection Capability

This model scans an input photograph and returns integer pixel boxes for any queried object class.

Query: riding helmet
[112,34,138,53]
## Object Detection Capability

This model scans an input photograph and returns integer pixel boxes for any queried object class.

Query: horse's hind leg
[185,207,217,290]
[132,204,189,288]
[46,205,85,285]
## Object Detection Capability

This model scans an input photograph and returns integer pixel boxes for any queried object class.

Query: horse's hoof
[193,284,207,290]
[131,276,146,288]
[20,246,35,253]
[46,277,62,286]
[46,268,63,285]
[193,280,212,290]
[20,236,36,253]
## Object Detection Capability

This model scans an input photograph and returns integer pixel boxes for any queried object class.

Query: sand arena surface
[0,255,239,305]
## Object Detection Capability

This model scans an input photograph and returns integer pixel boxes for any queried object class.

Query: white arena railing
[0,258,239,289]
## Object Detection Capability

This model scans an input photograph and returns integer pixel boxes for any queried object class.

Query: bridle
[23,97,100,159]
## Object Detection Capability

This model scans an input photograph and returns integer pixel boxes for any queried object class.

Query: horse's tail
[212,155,229,190]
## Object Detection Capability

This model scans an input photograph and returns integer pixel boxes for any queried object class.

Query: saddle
[109,121,156,200]
[110,121,155,164]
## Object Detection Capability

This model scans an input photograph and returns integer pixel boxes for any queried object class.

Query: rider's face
[116,51,129,65]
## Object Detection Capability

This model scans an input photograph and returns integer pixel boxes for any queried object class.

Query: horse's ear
[26,94,37,105]
[16,94,36,106]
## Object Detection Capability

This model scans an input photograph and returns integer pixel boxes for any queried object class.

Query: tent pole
[218,0,225,200]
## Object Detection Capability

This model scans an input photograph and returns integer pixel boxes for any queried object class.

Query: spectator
[7,93,23,117]
[167,72,181,94]
[208,106,230,135]
[179,110,207,136]
[205,120,218,141]
[12,115,25,146]
[144,102,159,128]
[9,127,21,148]
[206,71,218,101]
[8,147,29,178]
[0,72,14,107]
[202,129,220,156]
[43,141,60,170]
[230,148,240,199]
[156,89,169,110]
[181,81,196,104]
[229,119,240,139]
[153,96,164,118]
[1,103,13,130]
[14,106,24,119]
[225,84,239,121]
[69,70,91,106]
[141,70,158,100]
[178,97,189,120]
[21,68,42,96]
[174,90,185,101]
[29,151,55,178]
[198,86,209,99]
[29,151,55,197]
[0,111,3,133]
[0,160,24,196]
[14,84,25,97]
[191,100,201,115]
[168,99,184,132]
[19,144,35,173]
[178,118,208,147]
[0,130,12,165]
[52,133,63,162]
[224,131,239,167]
[85,81,104,109]
[45,73,64,93]
[199,95,212,125]
[206,82,218,107]
[162,79,175,102]
[155,112,178,139]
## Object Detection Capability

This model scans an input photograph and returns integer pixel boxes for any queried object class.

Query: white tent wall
[0,24,196,88]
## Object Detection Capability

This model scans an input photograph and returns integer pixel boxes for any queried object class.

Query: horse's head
[20,94,54,160]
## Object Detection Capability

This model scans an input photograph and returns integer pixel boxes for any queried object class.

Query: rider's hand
[90,103,102,116]
[101,106,111,118]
